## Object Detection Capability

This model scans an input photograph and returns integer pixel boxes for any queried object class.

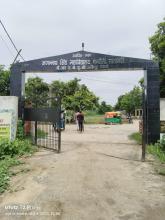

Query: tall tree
[115,86,142,114]
[50,78,99,111]
[97,101,113,114]
[149,18,165,97]
[25,77,49,107]
[0,65,10,96]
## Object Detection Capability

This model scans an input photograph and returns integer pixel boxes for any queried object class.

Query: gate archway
[10,50,160,152]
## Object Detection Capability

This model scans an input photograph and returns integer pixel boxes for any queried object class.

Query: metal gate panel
[30,121,60,151]
[23,97,61,153]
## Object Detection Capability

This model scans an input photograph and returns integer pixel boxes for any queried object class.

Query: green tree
[97,101,113,114]
[50,80,66,98]
[115,86,142,114]
[25,77,49,107]
[0,65,10,96]
[114,95,124,111]
[149,18,165,97]
[50,78,99,111]
[69,84,99,111]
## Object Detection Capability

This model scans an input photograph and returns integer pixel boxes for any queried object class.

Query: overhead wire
[0,19,25,62]
[66,72,140,86]
[0,33,15,58]
[26,70,141,86]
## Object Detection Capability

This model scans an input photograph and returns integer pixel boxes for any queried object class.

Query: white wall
[160,98,165,121]
[0,96,18,141]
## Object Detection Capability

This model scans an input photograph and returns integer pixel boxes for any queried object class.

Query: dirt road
[0,121,165,220]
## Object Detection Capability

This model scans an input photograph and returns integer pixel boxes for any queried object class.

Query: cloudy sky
[0,0,164,105]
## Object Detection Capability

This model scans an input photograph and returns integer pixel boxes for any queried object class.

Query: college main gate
[10,49,160,158]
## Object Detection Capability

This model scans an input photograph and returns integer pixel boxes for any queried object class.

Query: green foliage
[147,135,165,163]
[149,18,165,97]
[0,65,10,96]
[50,80,66,98]
[138,78,144,88]
[0,138,37,193]
[25,77,49,107]
[37,128,48,138]
[115,86,142,113]
[0,139,37,159]
[84,111,104,124]
[157,168,165,176]
[84,114,104,124]
[158,135,165,151]
[129,132,142,145]
[97,101,113,114]
[16,120,24,140]
[147,145,165,163]
[0,157,21,193]
[51,78,99,111]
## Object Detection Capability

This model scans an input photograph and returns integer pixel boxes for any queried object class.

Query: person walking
[77,111,84,132]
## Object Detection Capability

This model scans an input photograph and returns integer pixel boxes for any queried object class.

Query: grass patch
[147,135,165,163]
[0,157,22,193]
[85,114,104,124]
[0,138,37,194]
[37,128,48,138]
[147,135,165,176]
[147,144,165,163]
[129,132,142,145]
[84,111,104,124]
[157,167,165,176]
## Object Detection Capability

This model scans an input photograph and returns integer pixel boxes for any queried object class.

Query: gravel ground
[0,121,165,220]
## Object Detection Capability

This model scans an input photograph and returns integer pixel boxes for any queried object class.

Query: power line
[0,33,15,58]
[0,19,25,61]
[70,72,138,86]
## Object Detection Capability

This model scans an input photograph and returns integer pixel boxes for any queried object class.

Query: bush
[0,138,37,194]
[0,119,38,194]
[37,128,48,138]
[159,135,165,151]
[0,139,37,159]
[129,132,142,145]
[16,120,24,139]
[0,157,21,193]
[147,136,165,163]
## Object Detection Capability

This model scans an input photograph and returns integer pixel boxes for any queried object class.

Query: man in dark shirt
[77,111,84,132]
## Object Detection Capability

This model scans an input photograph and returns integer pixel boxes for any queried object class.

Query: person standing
[77,111,84,132]
[75,111,80,130]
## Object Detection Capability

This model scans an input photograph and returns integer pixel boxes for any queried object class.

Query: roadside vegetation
[147,136,165,176]
[129,132,165,176]
[129,132,142,145]
[147,136,165,163]
[84,111,104,124]
[0,121,37,194]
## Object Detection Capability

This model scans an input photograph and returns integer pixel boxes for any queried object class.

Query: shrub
[0,157,22,193]
[159,135,165,151]
[0,139,37,159]
[16,120,24,139]
[129,132,142,145]
[0,138,37,194]
[147,136,165,163]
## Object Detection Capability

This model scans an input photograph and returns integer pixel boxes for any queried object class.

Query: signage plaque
[0,97,18,141]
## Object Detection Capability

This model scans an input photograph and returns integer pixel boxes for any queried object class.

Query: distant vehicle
[104,112,122,124]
